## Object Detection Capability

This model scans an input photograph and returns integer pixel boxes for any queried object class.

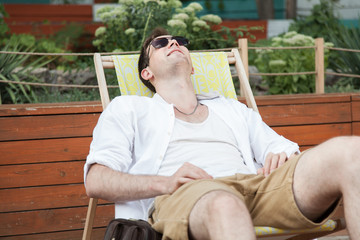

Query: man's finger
[264,152,273,176]
[269,154,279,174]
[278,152,288,167]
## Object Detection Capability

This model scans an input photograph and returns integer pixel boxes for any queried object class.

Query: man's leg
[293,136,360,238]
[189,190,256,240]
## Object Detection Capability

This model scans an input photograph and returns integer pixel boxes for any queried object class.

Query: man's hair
[138,27,169,93]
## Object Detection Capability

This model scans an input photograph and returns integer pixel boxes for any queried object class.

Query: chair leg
[82,197,98,240]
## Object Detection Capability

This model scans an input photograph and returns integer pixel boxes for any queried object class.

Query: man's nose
[169,39,180,47]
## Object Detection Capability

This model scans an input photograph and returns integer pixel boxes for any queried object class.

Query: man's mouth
[167,49,183,56]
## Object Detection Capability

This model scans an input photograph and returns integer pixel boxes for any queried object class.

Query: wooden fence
[0,93,359,239]
[237,38,360,95]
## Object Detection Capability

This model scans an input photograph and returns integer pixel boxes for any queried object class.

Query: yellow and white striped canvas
[112,52,237,99]
[255,219,337,236]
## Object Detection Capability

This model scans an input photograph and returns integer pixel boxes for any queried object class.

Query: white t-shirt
[159,109,251,178]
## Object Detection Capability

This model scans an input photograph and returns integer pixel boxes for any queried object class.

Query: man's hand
[257,152,289,177]
[165,162,213,194]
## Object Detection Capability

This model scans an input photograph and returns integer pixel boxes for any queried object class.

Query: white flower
[285,34,314,45]
[112,48,123,53]
[325,42,334,48]
[99,12,113,21]
[92,39,103,47]
[172,13,189,21]
[183,6,194,14]
[283,31,297,38]
[95,26,106,37]
[96,6,115,17]
[269,59,286,67]
[125,28,135,35]
[167,0,182,8]
[200,14,222,24]
[188,2,203,11]
[272,37,282,42]
[167,19,187,28]
[112,6,126,16]
[158,1,167,7]
[144,0,158,3]
[192,19,208,28]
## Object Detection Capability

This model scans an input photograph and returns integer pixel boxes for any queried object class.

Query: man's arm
[85,162,212,202]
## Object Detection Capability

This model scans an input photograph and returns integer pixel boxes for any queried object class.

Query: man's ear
[191,66,194,75]
[141,67,153,80]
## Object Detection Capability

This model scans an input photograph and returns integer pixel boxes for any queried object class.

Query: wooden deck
[0,93,359,239]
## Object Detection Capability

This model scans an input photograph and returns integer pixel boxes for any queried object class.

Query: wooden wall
[0,102,110,240]
[0,93,358,239]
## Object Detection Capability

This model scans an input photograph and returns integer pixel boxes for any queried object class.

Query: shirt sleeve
[84,98,135,183]
[242,103,300,166]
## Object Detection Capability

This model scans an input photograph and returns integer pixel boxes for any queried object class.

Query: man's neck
[155,77,197,108]
[155,77,209,123]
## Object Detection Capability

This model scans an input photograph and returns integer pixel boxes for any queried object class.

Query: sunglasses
[147,36,190,57]
[150,36,189,49]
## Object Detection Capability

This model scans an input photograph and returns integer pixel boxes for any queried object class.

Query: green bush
[288,0,360,92]
[327,18,360,90]
[289,0,341,42]
[0,38,55,104]
[254,32,333,95]
[93,0,258,52]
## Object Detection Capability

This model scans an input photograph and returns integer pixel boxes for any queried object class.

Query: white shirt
[84,93,299,220]
[159,109,250,178]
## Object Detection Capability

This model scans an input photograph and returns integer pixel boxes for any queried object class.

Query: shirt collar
[153,91,221,105]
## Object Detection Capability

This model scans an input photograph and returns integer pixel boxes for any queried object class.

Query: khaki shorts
[148,152,340,240]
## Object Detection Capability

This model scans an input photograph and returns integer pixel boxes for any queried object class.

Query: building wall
[1,0,358,40]
[1,0,359,23]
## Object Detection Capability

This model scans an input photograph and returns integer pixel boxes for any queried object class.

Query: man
[85,28,360,239]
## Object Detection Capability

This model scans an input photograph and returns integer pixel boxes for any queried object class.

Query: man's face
[147,35,192,68]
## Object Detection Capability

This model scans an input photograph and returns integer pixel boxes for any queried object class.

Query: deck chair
[83,49,346,240]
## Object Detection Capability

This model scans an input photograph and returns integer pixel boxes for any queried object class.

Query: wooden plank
[4,4,93,21]
[215,20,268,41]
[352,101,360,121]
[353,122,360,136]
[315,38,325,93]
[0,184,109,212]
[0,101,102,117]
[260,102,351,127]
[0,113,99,141]
[272,123,352,146]
[352,94,360,101]
[0,137,92,165]
[0,228,106,240]
[0,205,113,237]
[0,161,84,189]
[240,93,351,106]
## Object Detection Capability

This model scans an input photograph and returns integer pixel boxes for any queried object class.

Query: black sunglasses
[147,36,189,57]
[150,36,189,49]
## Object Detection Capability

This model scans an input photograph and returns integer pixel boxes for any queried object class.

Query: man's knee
[327,136,360,161]
[314,136,360,175]
[199,191,247,217]
[189,191,254,239]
